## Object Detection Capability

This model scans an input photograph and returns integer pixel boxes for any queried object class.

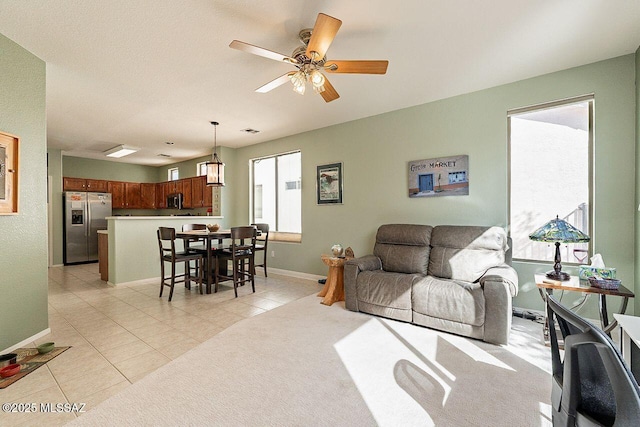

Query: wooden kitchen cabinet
[125,182,141,208]
[156,182,166,208]
[203,179,212,207]
[191,176,204,207]
[64,177,109,192]
[86,179,108,192]
[108,181,126,208]
[63,177,88,191]
[181,178,192,208]
[140,183,156,209]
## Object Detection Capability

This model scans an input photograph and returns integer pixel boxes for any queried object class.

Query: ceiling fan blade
[320,77,340,103]
[305,13,342,61]
[255,72,295,93]
[325,60,389,74]
[230,40,298,64]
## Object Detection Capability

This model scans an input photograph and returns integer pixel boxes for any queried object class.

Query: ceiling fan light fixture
[290,70,306,95]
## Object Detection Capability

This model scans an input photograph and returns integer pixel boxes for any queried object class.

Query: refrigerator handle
[86,197,91,238]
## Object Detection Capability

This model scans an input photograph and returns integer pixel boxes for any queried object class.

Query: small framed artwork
[0,131,19,214]
[317,162,343,205]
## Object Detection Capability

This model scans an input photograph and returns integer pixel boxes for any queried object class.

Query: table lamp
[529,215,590,281]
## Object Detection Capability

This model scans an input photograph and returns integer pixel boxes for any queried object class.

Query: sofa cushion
[356,270,419,310]
[428,225,507,282]
[412,276,485,326]
[373,224,432,274]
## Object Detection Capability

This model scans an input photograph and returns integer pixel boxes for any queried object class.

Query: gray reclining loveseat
[344,224,518,345]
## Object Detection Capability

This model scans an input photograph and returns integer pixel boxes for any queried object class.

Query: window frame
[507,94,594,264]
[196,161,207,177]
[250,150,302,242]
[168,167,179,181]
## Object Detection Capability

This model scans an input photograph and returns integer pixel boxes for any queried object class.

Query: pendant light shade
[206,121,225,187]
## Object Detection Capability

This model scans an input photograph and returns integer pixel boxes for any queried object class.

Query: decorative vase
[331,244,343,257]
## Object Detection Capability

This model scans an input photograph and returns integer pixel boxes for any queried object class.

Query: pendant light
[206,121,225,187]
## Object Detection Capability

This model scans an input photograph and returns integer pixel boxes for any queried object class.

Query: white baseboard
[266,267,324,282]
[514,305,601,326]
[110,269,324,288]
[108,277,159,287]
[2,328,52,354]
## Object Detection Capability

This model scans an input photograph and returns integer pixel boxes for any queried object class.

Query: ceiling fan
[229,13,389,102]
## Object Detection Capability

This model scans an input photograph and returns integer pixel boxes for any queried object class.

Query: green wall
[48,149,64,266]
[63,156,158,182]
[0,34,48,351]
[636,46,640,316]
[232,54,637,317]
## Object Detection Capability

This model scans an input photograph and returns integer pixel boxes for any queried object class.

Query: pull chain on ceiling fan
[229,13,389,102]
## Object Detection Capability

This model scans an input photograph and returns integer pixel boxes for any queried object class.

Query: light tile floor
[1,263,322,426]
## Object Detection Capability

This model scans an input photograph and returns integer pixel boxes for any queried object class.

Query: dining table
[176,228,261,294]
[176,229,231,294]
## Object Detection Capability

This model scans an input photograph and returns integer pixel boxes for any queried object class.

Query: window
[508,96,593,263]
[196,162,207,177]
[251,151,301,241]
[168,167,179,181]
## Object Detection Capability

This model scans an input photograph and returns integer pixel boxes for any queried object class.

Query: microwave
[167,193,183,209]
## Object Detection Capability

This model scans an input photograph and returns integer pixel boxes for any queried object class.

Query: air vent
[241,128,260,134]
[157,153,172,158]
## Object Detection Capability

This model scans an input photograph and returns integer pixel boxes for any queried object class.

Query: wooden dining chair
[251,223,269,277]
[157,227,203,301]
[181,223,209,283]
[215,226,257,297]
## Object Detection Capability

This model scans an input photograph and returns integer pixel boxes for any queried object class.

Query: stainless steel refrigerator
[63,192,112,264]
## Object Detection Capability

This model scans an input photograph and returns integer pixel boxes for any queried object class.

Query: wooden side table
[318,255,352,306]
[536,274,634,337]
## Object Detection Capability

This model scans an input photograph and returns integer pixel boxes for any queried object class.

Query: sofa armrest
[480,265,518,297]
[480,264,519,345]
[344,255,382,311]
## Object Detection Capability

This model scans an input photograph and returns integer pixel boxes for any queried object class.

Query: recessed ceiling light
[165,141,174,145]
[241,128,260,134]
[158,153,172,158]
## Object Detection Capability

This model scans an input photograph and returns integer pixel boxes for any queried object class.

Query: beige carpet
[70,295,552,426]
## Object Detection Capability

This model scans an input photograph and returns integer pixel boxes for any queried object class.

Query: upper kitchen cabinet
[140,183,156,209]
[86,179,108,192]
[108,181,126,208]
[125,182,141,208]
[63,177,109,192]
[191,176,210,208]
[181,178,192,208]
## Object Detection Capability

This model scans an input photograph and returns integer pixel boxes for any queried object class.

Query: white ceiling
[1,1,639,166]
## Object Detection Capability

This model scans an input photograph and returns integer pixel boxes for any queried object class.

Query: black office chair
[215,226,256,297]
[157,227,203,301]
[251,223,269,277]
[546,294,640,426]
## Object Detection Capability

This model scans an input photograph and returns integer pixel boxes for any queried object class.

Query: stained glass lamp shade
[529,215,590,281]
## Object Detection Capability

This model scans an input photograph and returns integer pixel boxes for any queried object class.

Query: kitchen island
[106,216,224,286]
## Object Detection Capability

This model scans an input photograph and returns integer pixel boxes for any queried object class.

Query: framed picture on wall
[0,130,19,214]
[316,162,343,205]
[408,154,469,198]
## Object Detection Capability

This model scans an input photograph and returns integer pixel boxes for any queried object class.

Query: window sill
[270,232,301,243]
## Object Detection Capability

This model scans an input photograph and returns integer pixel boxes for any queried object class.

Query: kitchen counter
[106,215,224,285]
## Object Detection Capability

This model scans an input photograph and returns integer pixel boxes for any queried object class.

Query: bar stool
[157,227,203,301]
[215,226,257,297]
[251,223,269,277]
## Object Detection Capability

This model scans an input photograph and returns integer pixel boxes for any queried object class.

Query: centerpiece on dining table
[207,224,220,232]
